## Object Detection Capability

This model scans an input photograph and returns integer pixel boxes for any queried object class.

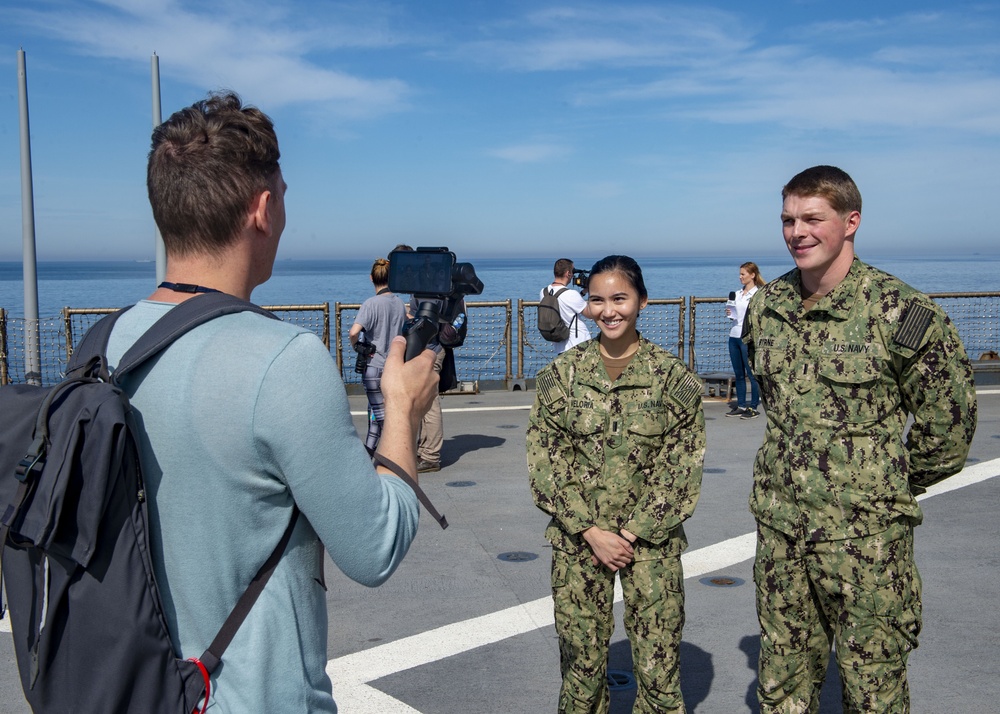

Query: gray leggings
[362,365,385,453]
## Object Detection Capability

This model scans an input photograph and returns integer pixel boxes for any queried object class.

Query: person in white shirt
[726,261,765,419]
[541,258,595,353]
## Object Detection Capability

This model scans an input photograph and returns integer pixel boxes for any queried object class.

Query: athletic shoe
[417,460,441,473]
[740,407,760,420]
[725,407,746,417]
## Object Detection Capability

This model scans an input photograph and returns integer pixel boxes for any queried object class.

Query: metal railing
[3,293,998,388]
[0,309,8,386]
[3,304,332,387]
[335,301,512,388]
[517,298,685,383]
[927,292,1000,362]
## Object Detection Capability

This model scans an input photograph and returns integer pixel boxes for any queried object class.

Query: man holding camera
[103,92,438,711]
[404,296,467,473]
[541,258,595,354]
[392,245,471,473]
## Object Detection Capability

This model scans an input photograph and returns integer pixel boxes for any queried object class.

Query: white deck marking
[351,405,531,416]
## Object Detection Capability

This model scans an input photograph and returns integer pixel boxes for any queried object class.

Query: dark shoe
[417,460,441,473]
[740,407,759,420]
[725,407,746,417]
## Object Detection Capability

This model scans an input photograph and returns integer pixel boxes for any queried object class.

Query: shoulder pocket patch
[537,369,567,408]
[671,373,703,410]
[894,301,933,351]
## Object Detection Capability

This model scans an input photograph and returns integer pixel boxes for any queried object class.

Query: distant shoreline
[3,251,1000,266]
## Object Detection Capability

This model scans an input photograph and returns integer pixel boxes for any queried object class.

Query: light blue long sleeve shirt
[106,300,419,713]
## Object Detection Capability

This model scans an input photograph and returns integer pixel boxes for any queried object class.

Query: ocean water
[2,253,998,318]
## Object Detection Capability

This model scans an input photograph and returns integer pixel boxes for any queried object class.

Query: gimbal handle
[402,301,442,362]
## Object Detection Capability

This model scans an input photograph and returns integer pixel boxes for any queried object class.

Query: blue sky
[2,0,999,261]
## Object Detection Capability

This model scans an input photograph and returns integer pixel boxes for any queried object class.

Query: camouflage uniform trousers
[754,520,922,714]
[552,544,686,714]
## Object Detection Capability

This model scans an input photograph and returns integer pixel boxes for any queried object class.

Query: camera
[572,268,590,291]
[388,247,483,299]
[388,247,484,361]
[353,337,377,374]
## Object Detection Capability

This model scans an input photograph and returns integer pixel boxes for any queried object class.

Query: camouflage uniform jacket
[744,258,977,541]
[526,336,705,556]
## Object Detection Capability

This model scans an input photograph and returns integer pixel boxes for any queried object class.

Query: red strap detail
[188,657,211,714]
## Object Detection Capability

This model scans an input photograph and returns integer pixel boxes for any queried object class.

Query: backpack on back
[538,286,575,342]
[0,293,294,714]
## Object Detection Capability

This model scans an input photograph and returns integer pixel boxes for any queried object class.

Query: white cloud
[461,5,1000,136]
[8,0,414,117]
[454,4,754,71]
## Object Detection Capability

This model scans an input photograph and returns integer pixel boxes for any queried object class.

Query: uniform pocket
[755,347,786,390]
[817,357,888,426]
[565,407,605,477]
[565,407,604,438]
[631,529,686,562]
[625,409,670,446]
[845,529,922,665]
[756,346,785,376]
[551,553,570,589]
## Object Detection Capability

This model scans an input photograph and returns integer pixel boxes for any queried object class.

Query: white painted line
[324,457,1000,713]
[322,533,755,712]
[4,456,997,713]
[682,532,757,579]
[916,457,998,499]
[442,405,532,413]
[349,385,999,417]
[327,595,555,689]
[351,404,531,416]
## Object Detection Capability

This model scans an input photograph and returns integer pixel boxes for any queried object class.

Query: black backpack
[0,293,297,714]
[538,286,576,342]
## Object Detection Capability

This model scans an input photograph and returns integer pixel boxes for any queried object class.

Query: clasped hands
[583,526,636,572]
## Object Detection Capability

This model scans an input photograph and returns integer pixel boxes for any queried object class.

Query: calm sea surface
[1,254,998,318]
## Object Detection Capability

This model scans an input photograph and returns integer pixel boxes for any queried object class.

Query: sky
[1,0,999,262]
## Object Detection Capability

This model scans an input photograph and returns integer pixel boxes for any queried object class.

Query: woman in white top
[726,261,765,419]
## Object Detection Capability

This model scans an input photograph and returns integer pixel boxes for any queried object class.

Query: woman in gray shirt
[350,257,408,453]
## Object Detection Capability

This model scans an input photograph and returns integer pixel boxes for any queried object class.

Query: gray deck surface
[2,387,998,713]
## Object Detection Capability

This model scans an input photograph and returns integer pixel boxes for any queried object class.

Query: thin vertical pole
[152,52,166,284]
[18,48,41,385]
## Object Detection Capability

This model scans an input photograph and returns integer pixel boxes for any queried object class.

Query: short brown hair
[553,258,574,278]
[782,165,862,216]
[147,91,281,257]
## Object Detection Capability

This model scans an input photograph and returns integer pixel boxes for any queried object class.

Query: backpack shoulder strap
[113,293,277,382]
[196,508,300,674]
[68,294,277,379]
[67,307,132,374]
[107,294,280,673]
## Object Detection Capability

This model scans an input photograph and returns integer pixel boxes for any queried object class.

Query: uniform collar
[574,334,656,391]
[773,257,867,322]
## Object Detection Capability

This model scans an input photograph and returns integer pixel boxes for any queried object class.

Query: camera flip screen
[388,249,455,295]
